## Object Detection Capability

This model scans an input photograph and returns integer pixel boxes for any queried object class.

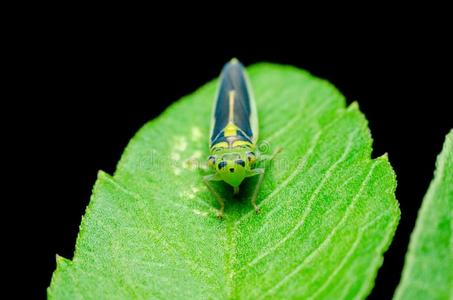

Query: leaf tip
[96,169,110,180]
[446,128,453,141]
[92,170,115,193]
[48,255,72,295]
[55,254,64,263]
[348,101,360,110]
[55,254,71,268]
[380,152,389,161]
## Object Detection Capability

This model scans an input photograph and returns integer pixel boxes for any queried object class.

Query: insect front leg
[248,147,282,213]
[248,168,265,214]
[203,174,225,219]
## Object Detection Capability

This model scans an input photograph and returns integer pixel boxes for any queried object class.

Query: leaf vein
[309,211,392,300]
[241,129,358,271]
[258,160,379,298]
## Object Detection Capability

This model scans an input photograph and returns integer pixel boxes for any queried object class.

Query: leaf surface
[49,63,400,299]
[394,130,453,300]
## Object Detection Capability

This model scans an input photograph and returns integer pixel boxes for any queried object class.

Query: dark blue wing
[210,59,257,146]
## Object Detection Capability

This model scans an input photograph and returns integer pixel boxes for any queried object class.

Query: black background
[20,21,451,299]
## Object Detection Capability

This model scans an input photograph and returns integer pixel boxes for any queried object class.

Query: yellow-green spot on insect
[204,58,281,219]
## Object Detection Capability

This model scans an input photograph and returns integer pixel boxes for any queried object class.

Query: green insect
[204,59,281,218]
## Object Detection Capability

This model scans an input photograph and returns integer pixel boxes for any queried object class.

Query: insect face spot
[235,159,245,167]
[218,161,227,170]
[208,156,216,168]
[246,152,256,164]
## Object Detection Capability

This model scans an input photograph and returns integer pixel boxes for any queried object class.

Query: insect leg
[249,168,265,214]
[203,174,225,219]
[233,186,240,195]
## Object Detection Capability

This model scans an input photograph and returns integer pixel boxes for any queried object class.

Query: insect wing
[209,59,258,147]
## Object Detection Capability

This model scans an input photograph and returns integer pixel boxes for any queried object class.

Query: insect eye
[218,161,227,170]
[235,159,245,167]
[208,156,216,168]
[246,152,256,164]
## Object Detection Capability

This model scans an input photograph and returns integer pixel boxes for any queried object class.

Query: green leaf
[48,63,400,299]
[394,130,453,300]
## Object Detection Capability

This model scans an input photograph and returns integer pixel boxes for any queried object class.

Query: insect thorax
[208,142,257,171]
